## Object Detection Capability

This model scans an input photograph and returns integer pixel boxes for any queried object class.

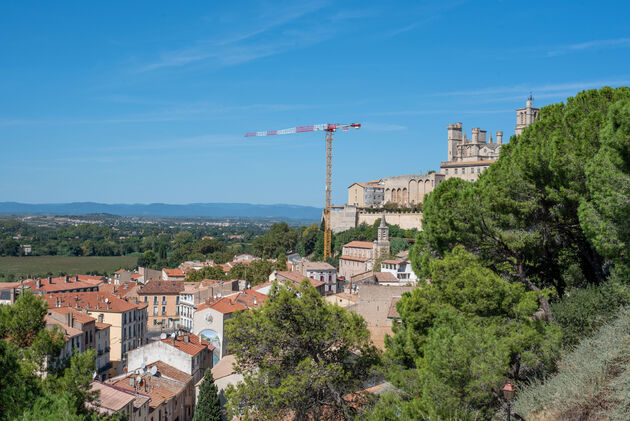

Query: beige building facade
[348,172,444,207]
[515,95,540,135]
[441,97,539,181]
[339,217,390,280]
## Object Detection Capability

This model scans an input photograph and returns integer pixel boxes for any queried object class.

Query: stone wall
[329,205,422,232]
[357,212,422,231]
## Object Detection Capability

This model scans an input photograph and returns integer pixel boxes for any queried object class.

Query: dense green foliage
[551,281,630,347]
[381,247,561,419]
[194,368,222,421]
[0,292,122,420]
[380,87,630,418]
[224,281,380,420]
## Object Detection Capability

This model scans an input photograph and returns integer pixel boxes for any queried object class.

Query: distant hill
[0,202,322,220]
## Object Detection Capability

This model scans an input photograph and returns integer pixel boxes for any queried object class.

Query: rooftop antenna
[160,333,167,340]
[150,365,158,376]
[141,362,146,372]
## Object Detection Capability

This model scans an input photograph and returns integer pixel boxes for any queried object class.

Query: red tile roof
[49,306,96,324]
[162,268,185,277]
[44,291,143,313]
[196,290,267,314]
[160,333,213,355]
[23,276,100,293]
[147,361,193,384]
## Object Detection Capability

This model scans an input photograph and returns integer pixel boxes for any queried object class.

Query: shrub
[551,281,630,347]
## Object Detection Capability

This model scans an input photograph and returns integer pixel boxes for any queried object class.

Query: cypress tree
[194,368,222,421]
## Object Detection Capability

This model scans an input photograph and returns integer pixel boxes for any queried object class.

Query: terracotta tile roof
[89,381,135,413]
[340,255,370,262]
[137,280,185,295]
[109,373,181,409]
[343,241,373,249]
[161,332,214,355]
[381,259,406,265]
[147,361,192,384]
[95,321,111,330]
[114,269,126,274]
[23,276,99,293]
[210,354,237,381]
[196,290,267,314]
[49,306,96,324]
[76,275,107,285]
[375,272,400,283]
[162,268,185,277]
[276,270,307,283]
[43,291,142,313]
[99,281,138,298]
[131,274,143,280]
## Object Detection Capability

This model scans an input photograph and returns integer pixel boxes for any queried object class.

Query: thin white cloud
[548,38,630,56]
[137,2,330,72]
[385,0,469,37]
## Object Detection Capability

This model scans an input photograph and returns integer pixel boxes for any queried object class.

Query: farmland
[0,255,137,280]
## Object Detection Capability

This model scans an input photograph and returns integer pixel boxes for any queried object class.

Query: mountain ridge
[0,201,323,220]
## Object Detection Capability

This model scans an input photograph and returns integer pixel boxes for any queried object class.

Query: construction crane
[245,123,361,259]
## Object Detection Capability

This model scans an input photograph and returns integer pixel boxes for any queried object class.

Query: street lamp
[502,380,516,421]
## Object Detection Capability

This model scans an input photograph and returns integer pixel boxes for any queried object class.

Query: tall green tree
[579,99,630,281]
[411,87,630,322]
[383,247,561,419]
[224,281,380,420]
[194,368,222,421]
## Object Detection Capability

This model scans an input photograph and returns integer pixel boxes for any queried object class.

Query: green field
[0,255,138,279]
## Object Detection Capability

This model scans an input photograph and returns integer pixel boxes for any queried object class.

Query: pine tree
[194,368,222,421]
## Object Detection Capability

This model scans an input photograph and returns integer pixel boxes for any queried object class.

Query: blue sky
[1,0,629,207]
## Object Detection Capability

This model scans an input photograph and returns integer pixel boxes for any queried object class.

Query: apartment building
[137,280,185,330]
[44,291,148,373]
[177,280,239,332]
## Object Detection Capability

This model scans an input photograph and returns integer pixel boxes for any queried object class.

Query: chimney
[47,276,52,284]
[36,279,41,289]
[66,312,72,327]
[496,130,503,144]
[129,377,135,387]
[75,275,79,282]
[183,335,189,343]
[65,275,69,283]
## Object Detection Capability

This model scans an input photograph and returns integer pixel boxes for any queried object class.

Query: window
[462,168,465,174]
[176,296,179,305]
[455,168,458,174]
[153,306,158,316]
[153,296,157,304]
[445,169,449,174]
[153,319,158,326]
[144,296,147,303]
[162,296,166,304]
[162,306,166,315]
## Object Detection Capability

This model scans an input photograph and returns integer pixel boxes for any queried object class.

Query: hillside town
[0,99,541,420]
